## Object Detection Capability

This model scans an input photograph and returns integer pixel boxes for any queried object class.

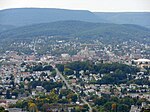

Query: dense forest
[0,21,150,44]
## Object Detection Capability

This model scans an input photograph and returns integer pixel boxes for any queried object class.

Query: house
[133,59,150,68]
[130,105,141,112]
[36,86,44,92]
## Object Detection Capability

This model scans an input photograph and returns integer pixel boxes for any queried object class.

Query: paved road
[54,67,92,112]
[81,98,93,112]
[55,68,72,90]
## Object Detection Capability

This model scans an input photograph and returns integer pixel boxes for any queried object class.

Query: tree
[121,96,134,106]
[48,89,58,103]
[58,99,69,104]
[82,104,89,112]
[104,102,114,111]
[28,103,38,112]
[67,93,78,103]
[15,100,24,108]
[56,64,64,73]
[94,97,107,106]
[0,107,5,111]
[51,70,56,77]
[64,68,74,75]
[112,103,117,112]
[40,72,47,77]
[6,90,11,99]
[43,65,53,71]
[98,106,105,112]
[12,89,19,97]
[117,104,129,112]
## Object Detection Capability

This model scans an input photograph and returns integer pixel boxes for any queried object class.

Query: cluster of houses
[0,47,149,111]
[63,69,150,101]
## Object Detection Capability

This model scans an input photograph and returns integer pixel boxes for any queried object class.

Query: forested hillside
[0,21,149,43]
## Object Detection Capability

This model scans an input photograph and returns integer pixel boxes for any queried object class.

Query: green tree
[0,107,5,111]
[104,102,114,111]
[48,89,58,103]
[64,68,74,75]
[56,64,64,73]
[117,104,129,112]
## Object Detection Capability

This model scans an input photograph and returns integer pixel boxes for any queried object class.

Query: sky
[0,0,150,12]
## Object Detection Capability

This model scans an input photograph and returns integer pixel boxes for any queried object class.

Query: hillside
[0,8,104,26]
[94,12,150,28]
[0,24,15,33]
[0,21,149,43]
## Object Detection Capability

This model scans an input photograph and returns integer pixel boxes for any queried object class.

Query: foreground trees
[28,103,38,112]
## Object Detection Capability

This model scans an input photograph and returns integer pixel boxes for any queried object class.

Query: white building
[133,59,150,68]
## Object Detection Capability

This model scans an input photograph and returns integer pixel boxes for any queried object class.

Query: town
[0,36,149,112]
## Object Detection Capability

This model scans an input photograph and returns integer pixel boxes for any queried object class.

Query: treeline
[30,81,63,92]
[22,62,53,72]
[56,61,140,84]
[92,94,150,112]
[57,61,139,74]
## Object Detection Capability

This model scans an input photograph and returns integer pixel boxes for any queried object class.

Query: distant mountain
[94,12,150,28]
[0,20,149,43]
[0,8,150,28]
[0,8,104,26]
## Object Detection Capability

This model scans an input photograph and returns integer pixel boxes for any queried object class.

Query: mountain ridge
[94,12,150,28]
[0,20,149,43]
[0,8,104,26]
[0,8,150,27]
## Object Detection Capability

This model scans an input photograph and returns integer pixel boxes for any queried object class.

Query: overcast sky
[0,0,150,12]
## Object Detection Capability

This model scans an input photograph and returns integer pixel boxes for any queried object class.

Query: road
[81,98,93,112]
[54,67,93,112]
[55,68,72,90]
